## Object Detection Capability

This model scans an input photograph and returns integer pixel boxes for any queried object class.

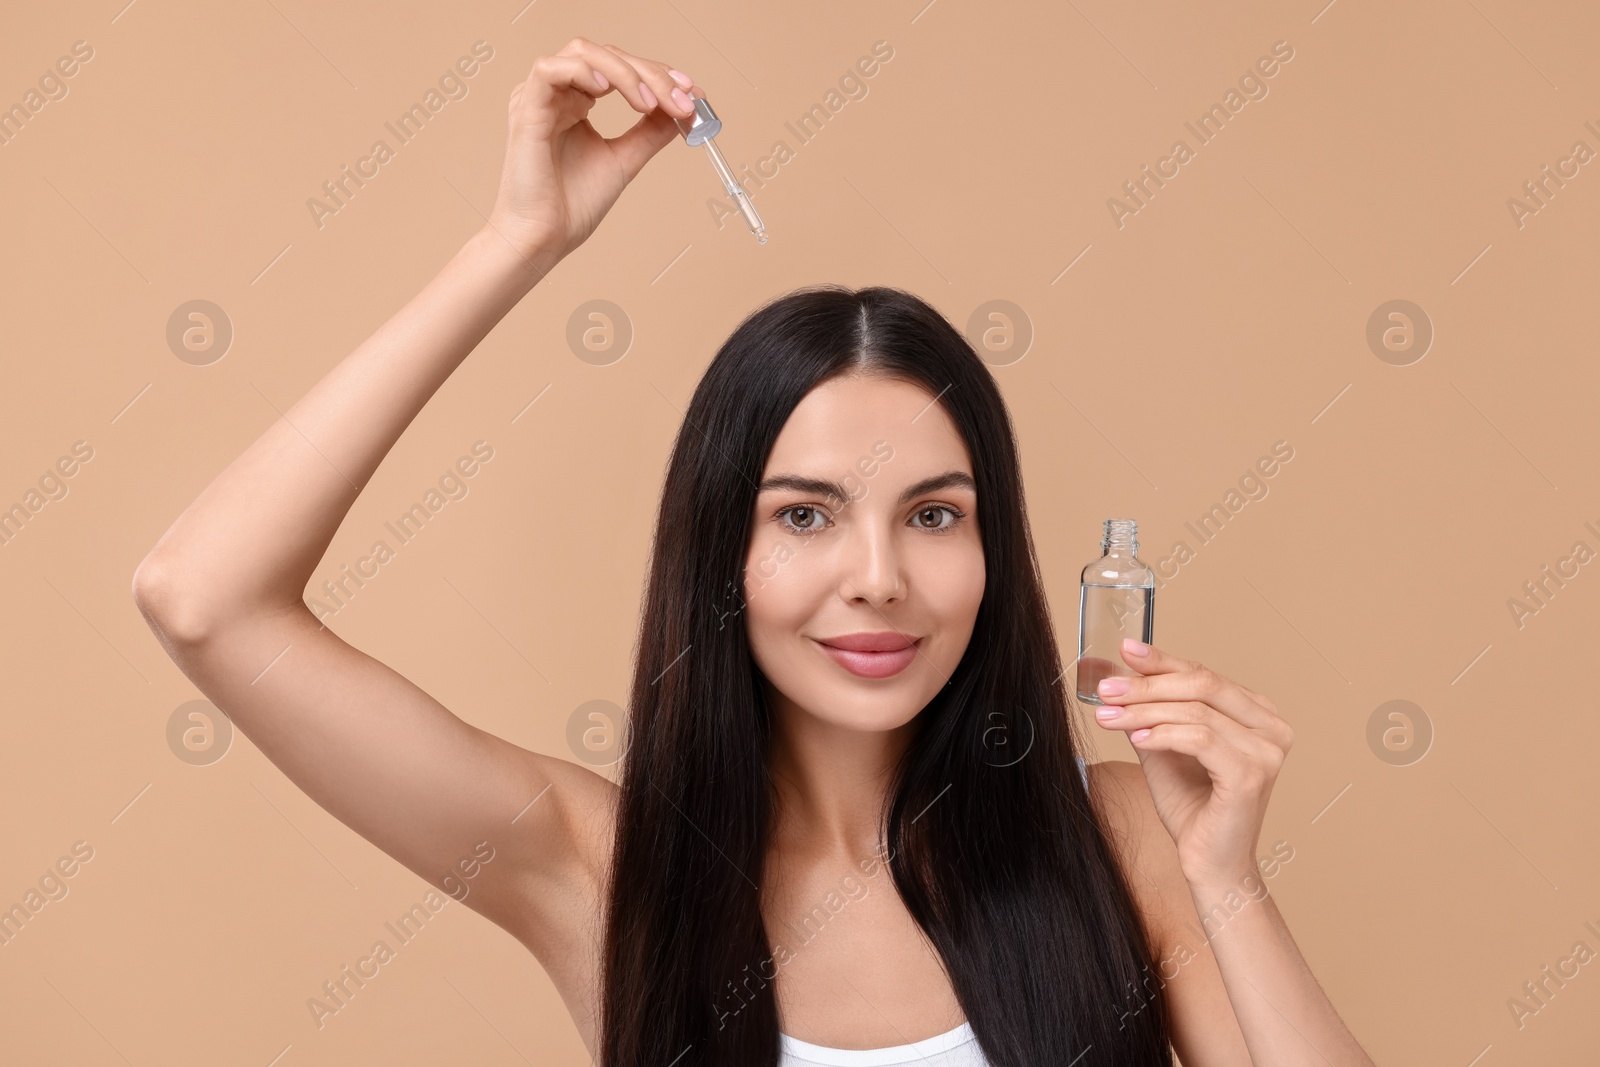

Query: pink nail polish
[671,86,692,111]
[668,69,693,88]
[639,81,657,108]
[1094,706,1120,721]
[1130,728,1151,742]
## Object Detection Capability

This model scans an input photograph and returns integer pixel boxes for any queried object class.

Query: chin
[806,694,925,734]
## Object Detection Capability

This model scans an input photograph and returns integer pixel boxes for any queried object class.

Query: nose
[838,520,907,606]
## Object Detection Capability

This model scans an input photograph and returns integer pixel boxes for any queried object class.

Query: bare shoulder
[1083,759,1184,936]
[1083,759,1252,1065]
[1082,759,1161,852]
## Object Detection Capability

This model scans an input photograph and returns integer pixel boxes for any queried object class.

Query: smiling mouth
[813,637,923,679]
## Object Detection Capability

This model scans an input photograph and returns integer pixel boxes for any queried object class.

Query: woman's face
[743,372,986,734]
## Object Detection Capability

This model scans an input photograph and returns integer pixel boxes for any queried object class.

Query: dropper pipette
[674,95,767,245]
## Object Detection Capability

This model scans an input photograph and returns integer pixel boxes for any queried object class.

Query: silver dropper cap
[674,97,721,145]
[673,93,766,244]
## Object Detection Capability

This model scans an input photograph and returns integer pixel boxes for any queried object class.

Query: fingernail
[1122,638,1149,657]
[671,86,692,111]
[639,81,657,108]
[1098,677,1129,697]
[1095,706,1120,721]
[668,69,693,88]
[594,70,609,90]
[1130,728,1152,743]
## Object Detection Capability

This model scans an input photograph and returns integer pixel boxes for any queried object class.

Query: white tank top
[776,756,1090,1067]
[780,1019,987,1065]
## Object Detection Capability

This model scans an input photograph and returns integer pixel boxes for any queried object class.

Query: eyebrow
[757,470,977,507]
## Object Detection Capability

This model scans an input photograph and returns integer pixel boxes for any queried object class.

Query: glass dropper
[674,95,767,245]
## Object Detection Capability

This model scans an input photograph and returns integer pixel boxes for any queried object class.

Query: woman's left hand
[1091,639,1293,889]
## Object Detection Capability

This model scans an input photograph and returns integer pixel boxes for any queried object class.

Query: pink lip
[815,634,922,679]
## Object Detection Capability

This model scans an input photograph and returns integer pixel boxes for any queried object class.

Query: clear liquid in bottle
[1076,518,1155,706]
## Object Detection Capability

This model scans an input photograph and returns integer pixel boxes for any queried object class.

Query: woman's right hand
[487,37,700,275]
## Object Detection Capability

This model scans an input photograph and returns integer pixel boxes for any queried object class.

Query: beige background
[2,0,1597,1063]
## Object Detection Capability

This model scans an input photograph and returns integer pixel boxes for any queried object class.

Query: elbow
[131,552,217,647]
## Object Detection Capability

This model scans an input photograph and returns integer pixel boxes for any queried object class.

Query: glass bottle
[1076,518,1155,706]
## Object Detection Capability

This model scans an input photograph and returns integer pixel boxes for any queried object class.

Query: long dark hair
[600,285,1173,1066]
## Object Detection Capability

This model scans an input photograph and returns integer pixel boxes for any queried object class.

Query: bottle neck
[1101,517,1139,555]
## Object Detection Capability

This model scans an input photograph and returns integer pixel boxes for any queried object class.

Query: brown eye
[777,505,829,534]
[911,505,965,533]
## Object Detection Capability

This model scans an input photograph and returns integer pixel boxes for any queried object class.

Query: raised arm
[1093,641,1376,1065]
[131,39,699,948]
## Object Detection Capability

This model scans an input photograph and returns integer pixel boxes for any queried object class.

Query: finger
[1231,681,1290,750]
[1118,638,1199,676]
[1235,681,1278,715]
[520,54,611,107]
[1111,691,1287,766]
[1126,723,1260,782]
[595,41,698,119]
[1101,648,1276,732]
[1094,699,1259,752]
[1100,700,1289,770]
[548,37,681,117]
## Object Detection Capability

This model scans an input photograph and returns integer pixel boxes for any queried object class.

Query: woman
[132,38,1374,1067]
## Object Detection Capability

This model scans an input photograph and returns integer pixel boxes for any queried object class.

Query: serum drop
[1076,518,1155,706]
